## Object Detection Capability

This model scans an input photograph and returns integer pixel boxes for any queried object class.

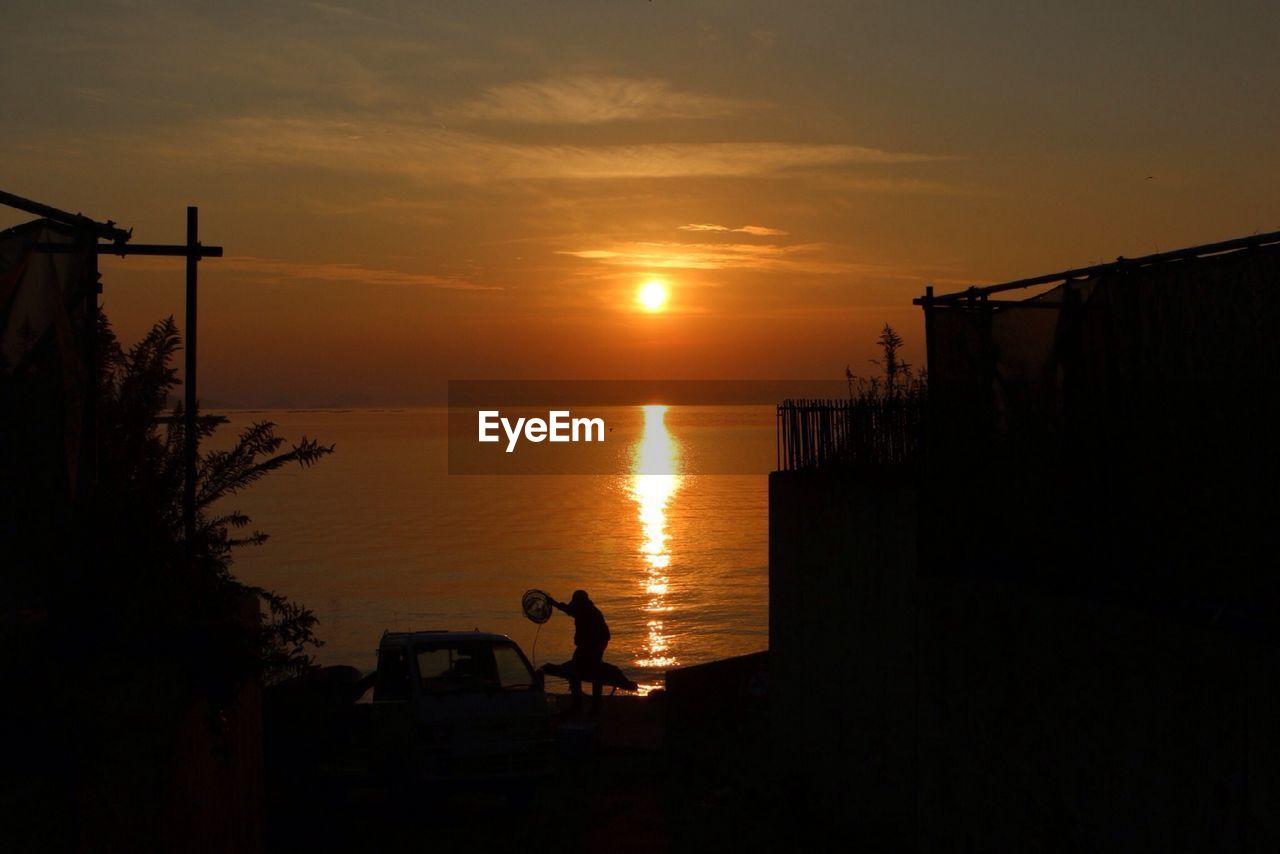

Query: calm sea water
[211,405,772,691]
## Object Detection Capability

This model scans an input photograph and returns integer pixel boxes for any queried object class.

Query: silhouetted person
[549,589,610,712]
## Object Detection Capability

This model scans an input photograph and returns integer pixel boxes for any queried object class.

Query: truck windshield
[415,641,535,694]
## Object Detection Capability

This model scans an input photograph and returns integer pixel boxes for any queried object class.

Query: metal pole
[915,227,1280,305]
[922,286,935,381]
[84,240,100,501]
[0,188,131,243]
[184,207,198,560]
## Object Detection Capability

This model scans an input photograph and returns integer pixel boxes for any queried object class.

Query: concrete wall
[768,468,918,838]
[917,578,1276,851]
[769,468,1279,850]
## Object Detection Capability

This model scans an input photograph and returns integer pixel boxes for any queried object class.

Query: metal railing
[777,396,924,471]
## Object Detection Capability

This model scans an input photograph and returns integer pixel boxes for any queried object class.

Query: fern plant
[93,314,333,686]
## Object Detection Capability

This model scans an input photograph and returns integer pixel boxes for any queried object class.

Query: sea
[210,405,774,692]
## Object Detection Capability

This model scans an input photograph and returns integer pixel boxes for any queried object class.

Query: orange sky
[3,1,1277,406]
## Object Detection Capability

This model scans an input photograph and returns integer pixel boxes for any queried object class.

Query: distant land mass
[178,380,853,411]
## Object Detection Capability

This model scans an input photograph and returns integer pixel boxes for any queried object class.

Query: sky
[3,0,1277,406]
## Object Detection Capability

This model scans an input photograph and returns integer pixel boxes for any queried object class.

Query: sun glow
[637,279,668,312]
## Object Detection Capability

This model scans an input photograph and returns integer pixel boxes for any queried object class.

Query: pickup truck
[362,630,553,781]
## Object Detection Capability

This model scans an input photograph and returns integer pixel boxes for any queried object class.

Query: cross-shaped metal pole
[6,190,223,563]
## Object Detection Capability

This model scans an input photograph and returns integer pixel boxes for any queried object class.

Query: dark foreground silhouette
[546,590,640,710]
[539,659,640,694]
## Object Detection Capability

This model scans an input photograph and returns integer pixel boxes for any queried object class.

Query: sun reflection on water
[631,405,682,676]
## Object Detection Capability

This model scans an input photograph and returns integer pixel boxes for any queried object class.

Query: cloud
[823,175,973,196]
[309,2,361,18]
[132,115,949,184]
[678,223,790,236]
[558,241,891,275]
[453,76,749,124]
[218,256,502,290]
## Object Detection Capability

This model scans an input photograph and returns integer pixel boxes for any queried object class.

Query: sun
[637,279,669,312]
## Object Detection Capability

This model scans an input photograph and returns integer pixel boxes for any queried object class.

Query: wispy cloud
[679,223,789,235]
[309,2,362,18]
[558,240,892,275]
[218,256,502,290]
[823,175,974,195]
[133,115,949,183]
[677,223,731,232]
[735,225,788,236]
[452,76,749,124]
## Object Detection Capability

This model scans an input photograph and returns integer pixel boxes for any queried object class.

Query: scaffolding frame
[1,188,223,560]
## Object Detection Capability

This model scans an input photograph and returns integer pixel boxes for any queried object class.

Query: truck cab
[368,630,551,780]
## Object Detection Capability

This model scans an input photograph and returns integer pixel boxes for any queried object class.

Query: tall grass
[778,324,926,471]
